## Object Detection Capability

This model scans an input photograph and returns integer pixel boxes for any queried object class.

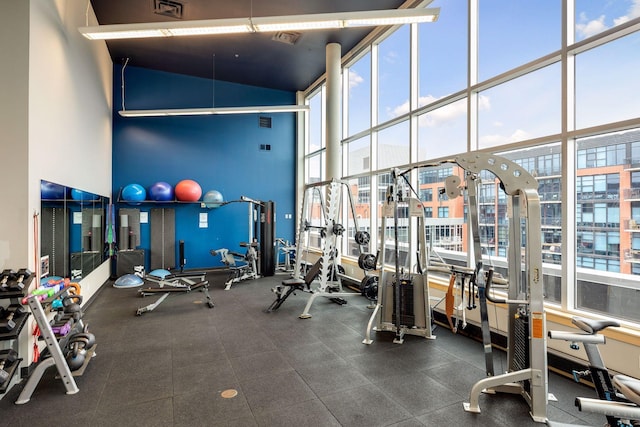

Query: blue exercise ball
[148,181,174,202]
[203,190,224,208]
[122,183,146,205]
[41,181,66,200]
[71,188,99,201]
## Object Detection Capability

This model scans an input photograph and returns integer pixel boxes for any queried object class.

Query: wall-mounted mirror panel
[40,180,108,281]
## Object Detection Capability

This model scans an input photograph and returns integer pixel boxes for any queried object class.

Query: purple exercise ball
[148,181,174,201]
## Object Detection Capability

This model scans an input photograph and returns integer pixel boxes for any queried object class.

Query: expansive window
[377,25,410,124]
[345,136,370,176]
[575,1,639,41]
[417,99,468,161]
[478,0,561,81]
[347,52,371,136]
[418,0,467,100]
[377,121,410,170]
[575,31,640,130]
[307,89,323,153]
[302,4,640,323]
[575,130,640,320]
[478,64,561,149]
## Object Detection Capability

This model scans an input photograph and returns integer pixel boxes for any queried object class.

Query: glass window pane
[306,153,324,185]
[346,177,371,257]
[377,121,410,170]
[498,143,563,302]
[575,31,640,130]
[417,99,468,161]
[377,25,410,124]
[346,136,370,176]
[347,52,371,136]
[478,64,560,149]
[575,129,640,321]
[308,89,323,153]
[418,0,467,100]
[418,164,466,254]
[575,1,639,41]
[479,0,561,81]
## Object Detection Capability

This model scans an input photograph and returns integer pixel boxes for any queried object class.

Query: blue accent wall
[112,65,297,270]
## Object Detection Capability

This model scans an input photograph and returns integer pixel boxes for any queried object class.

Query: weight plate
[354,231,370,245]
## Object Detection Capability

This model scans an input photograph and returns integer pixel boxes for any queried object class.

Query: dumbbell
[0,349,18,385]
[0,308,18,333]
[8,268,32,291]
[0,270,16,291]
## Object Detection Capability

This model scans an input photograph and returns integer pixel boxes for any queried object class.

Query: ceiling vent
[153,0,183,19]
[272,31,301,45]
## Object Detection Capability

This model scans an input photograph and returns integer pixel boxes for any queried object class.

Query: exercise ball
[121,183,146,205]
[71,188,99,201]
[41,181,66,200]
[203,190,224,208]
[175,179,202,202]
[148,181,174,201]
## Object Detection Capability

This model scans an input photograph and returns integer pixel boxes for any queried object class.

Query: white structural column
[325,43,342,180]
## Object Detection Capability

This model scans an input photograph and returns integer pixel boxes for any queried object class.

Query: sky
[344,0,640,153]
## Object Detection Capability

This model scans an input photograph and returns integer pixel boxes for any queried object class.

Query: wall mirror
[40,180,109,281]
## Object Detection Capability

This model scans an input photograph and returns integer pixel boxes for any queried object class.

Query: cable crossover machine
[362,168,435,344]
[441,152,549,423]
[363,152,549,421]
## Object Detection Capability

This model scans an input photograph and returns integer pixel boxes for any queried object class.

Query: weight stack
[391,278,416,326]
[513,313,531,392]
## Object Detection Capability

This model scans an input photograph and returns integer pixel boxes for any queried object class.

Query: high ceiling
[89,0,410,93]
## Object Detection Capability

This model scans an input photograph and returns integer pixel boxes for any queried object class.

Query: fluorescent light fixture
[118,105,310,117]
[79,8,440,40]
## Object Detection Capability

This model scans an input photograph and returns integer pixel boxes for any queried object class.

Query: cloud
[389,94,491,127]
[348,69,364,91]
[479,128,533,147]
[614,0,640,25]
[576,14,608,39]
[383,50,398,64]
[577,1,640,39]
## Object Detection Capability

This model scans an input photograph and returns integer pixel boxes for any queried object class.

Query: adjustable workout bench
[266,259,322,312]
[136,271,214,315]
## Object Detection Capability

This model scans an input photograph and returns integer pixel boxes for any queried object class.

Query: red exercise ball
[175,179,202,202]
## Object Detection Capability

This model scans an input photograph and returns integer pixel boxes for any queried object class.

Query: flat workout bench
[136,271,214,315]
[266,260,322,312]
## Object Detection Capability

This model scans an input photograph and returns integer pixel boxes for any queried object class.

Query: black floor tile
[254,398,342,427]
[320,384,413,427]
[93,397,174,427]
[239,370,317,415]
[0,272,618,427]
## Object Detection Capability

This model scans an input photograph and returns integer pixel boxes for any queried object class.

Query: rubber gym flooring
[0,270,605,426]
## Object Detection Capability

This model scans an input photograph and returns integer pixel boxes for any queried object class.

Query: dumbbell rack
[0,283,32,394]
[15,293,80,404]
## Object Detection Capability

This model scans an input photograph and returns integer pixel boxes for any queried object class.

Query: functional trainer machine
[363,168,434,344]
[432,153,548,423]
[209,196,276,289]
